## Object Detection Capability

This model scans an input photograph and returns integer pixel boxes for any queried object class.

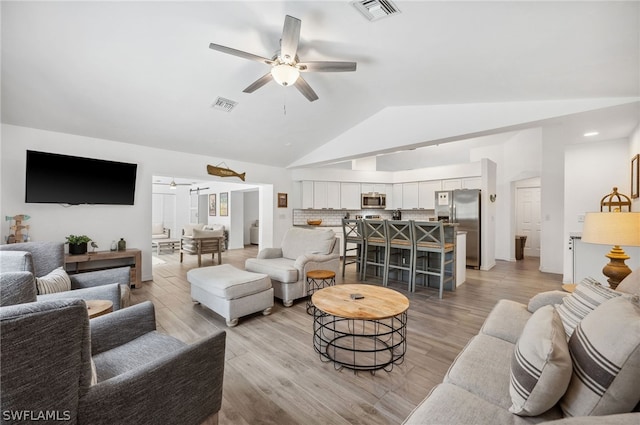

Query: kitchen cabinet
[313,181,341,209]
[442,179,462,190]
[301,181,314,209]
[391,184,403,209]
[340,183,360,209]
[462,177,481,189]
[402,182,419,209]
[361,183,387,194]
[418,180,441,209]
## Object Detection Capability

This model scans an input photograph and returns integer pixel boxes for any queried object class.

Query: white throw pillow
[35,266,71,294]
[555,277,622,339]
[561,296,640,416]
[509,305,573,416]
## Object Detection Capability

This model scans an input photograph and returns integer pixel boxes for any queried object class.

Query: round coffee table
[86,300,113,319]
[312,284,409,373]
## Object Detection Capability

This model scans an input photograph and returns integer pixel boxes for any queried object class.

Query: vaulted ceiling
[2,1,639,170]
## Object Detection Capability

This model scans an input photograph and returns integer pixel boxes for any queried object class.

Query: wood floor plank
[137,247,562,424]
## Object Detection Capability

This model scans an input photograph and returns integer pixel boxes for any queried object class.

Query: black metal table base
[313,309,407,374]
[306,275,336,315]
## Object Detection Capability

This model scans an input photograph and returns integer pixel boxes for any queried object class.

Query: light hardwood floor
[139,247,562,425]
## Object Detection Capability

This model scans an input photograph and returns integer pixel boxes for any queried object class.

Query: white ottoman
[188,264,273,327]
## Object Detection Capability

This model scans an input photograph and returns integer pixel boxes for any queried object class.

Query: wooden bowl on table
[307,219,323,226]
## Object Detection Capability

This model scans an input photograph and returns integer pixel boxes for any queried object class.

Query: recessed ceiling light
[583,131,599,137]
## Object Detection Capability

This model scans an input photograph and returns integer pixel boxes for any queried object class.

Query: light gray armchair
[0,241,130,309]
[0,298,226,425]
[245,227,339,307]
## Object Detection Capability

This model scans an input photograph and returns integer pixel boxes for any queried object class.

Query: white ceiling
[2,1,639,171]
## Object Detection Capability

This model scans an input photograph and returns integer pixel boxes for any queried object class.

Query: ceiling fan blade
[297,61,357,72]
[280,15,301,63]
[242,73,274,93]
[209,43,274,65]
[294,76,319,102]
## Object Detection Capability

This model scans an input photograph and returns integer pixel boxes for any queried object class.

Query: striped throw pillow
[509,305,573,416]
[561,296,640,416]
[555,278,621,339]
[35,266,71,294]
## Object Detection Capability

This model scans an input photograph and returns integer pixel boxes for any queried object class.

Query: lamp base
[602,246,631,290]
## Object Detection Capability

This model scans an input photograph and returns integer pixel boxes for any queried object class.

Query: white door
[516,187,541,257]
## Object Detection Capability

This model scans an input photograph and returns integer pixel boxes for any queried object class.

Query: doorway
[515,183,541,258]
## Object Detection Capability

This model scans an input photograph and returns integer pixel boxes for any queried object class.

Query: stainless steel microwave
[361,193,386,209]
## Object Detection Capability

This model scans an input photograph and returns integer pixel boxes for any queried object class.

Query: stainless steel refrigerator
[434,189,481,269]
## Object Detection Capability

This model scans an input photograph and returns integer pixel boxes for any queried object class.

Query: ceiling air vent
[211,97,238,112]
[352,0,401,21]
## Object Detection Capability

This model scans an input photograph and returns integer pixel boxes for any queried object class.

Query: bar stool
[411,221,455,298]
[306,269,336,314]
[361,219,388,284]
[385,220,414,291]
[341,219,364,278]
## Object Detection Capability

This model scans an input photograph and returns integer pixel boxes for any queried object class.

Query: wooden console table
[65,249,142,288]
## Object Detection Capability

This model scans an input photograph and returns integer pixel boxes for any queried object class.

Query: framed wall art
[220,192,228,216]
[277,192,288,208]
[632,154,639,199]
[208,194,216,216]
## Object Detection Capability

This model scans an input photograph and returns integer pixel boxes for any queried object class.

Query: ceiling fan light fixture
[271,64,299,86]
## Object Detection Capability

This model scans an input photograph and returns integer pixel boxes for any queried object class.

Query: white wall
[1,124,293,281]
[630,124,640,211]
[563,138,633,281]
[470,128,542,262]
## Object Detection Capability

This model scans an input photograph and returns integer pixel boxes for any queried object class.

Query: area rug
[152,256,166,265]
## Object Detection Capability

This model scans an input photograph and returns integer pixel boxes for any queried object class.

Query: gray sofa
[403,270,640,425]
[245,227,339,307]
[0,241,130,309]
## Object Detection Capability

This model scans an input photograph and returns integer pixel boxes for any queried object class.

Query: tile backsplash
[292,209,436,226]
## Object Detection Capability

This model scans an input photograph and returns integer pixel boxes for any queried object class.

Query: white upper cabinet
[442,179,462,190]
[340,183,360,209]
[462,177,482,189]
[313,181,341,209]
[391,184,403,209]
[361,183,387,194]
[326,182,341,209]
[301,181,314,209]
[402,182,419,209]
[418,180,442,209]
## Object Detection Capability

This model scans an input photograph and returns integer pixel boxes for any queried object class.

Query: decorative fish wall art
[207,163,246,181]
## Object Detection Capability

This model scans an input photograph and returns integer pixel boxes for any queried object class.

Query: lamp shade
[582,212,640,247]
[271,64,300,86]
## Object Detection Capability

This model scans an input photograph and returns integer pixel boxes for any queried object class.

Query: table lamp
[581,212,640,289]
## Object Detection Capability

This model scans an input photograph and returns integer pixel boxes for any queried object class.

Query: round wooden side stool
[306,270,336,315]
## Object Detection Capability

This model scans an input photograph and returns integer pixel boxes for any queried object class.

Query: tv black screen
[25,150,137,205]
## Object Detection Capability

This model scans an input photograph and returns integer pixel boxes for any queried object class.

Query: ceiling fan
[155,178,194,190]
[209,15,357,102]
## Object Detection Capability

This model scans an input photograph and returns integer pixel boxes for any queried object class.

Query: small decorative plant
[65,234,92,255]
[65,235,92,245]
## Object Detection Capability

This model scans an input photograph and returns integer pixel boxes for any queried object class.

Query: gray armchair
[0,298,226,425]
[0,241,130,309]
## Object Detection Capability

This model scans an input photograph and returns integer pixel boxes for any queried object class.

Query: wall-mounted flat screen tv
[25,150,138,205]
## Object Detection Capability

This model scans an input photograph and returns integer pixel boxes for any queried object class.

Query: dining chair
[341,219,365,278]
[361,219,388,284]
[385,220,414,291]
[411,221,455,297]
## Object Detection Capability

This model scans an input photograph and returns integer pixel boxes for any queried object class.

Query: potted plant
[65,234,92,255]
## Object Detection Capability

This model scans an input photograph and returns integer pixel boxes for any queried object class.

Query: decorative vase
[69,242,87,255]
[117,238,126,251]
[110,240,117,251]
